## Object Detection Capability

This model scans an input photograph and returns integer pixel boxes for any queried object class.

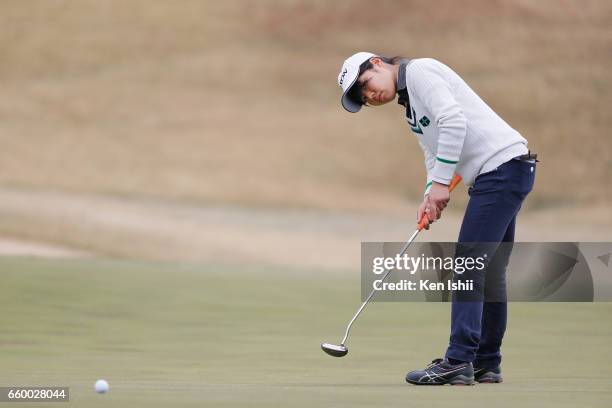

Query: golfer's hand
[417,182,449,228]
[417,196,440,229]
[428,181,450,213]
[417,199,433,229]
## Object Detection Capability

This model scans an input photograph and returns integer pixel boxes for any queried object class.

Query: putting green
[0,258,610,407]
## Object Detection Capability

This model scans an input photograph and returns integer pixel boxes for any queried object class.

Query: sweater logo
[419,116,430,127]
[406,107,423,134]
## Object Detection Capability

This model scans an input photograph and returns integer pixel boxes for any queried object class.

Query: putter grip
[417,174,462,231]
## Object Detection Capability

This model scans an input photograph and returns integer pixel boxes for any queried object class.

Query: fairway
[1,257,610,407]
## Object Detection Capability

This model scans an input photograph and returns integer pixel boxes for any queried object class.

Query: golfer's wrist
[423,180,433,196]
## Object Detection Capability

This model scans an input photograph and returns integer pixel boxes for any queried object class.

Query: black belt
[514,150,539,162]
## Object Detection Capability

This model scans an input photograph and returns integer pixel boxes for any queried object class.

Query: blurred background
[1,2,611,406]
[0,0,611,267]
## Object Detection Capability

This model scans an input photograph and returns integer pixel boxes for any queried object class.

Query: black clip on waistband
[516,150,539,162]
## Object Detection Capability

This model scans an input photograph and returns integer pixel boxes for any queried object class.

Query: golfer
[337,52,536,385]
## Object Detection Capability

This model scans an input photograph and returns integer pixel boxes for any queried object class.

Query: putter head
[321,343,348,357]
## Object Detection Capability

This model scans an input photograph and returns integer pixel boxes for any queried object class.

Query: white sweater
[397,58,528,194]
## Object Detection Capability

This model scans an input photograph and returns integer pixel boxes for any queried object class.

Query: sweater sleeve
[408,60,467,185]
[418,139,435,196]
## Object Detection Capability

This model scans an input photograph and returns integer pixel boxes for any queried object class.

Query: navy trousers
[444,157,536,368]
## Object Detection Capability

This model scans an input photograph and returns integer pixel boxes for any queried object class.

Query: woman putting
[337,52,536,385]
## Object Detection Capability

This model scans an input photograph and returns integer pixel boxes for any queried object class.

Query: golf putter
[321,175,462,357]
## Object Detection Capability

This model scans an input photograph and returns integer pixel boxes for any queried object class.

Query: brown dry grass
[0,187,609,269]
[0,0,611,213]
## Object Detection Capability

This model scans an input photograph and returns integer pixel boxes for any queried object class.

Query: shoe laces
[426,358,444,369]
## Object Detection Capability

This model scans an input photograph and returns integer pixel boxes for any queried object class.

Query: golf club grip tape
[417,174,462,231]
[449,174,462,192]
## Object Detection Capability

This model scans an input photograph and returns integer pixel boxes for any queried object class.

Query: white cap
[337,52,375,113]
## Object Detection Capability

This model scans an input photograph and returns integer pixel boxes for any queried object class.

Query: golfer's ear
[369,57,382,66]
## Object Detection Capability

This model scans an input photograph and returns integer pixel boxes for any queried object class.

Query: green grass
[0,257,611,407]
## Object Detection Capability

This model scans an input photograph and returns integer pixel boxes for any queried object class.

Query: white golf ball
[95,379,109,394]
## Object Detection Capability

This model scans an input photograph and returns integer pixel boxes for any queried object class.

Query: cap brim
[340,76,362,113]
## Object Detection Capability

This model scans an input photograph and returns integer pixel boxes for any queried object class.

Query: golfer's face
[357,66,396,106]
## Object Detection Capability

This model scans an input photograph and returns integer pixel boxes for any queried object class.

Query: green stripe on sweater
[436,157,458,164]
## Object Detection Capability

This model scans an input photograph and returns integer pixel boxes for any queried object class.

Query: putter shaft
[331,174,462,351]
[340,228,421,346]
